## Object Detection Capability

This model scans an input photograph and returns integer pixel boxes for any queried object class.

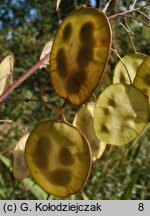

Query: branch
[109,7,140,20]
[109,4,149,20]
[132,0,138,9]
[119,22,136,53]
[103,0,113,13]
[124,18,136,53]
[0,53,50,102]
[0,97,65,120]
[137,9,150,21]
[0,120,28,133]
[124,15,150,28]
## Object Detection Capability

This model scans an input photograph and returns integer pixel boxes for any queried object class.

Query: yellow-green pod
[25,120,92,197]
[113,53,146,84]
[0,53,14,95]
[133,55,150,103]
[13,133,30,179]
[50,6,112,105]
[73,102,106,161]
[94,84,149,146]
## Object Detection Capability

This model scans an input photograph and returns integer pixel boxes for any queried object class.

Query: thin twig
[140,3,149,9]
[61,100,67,109]
[0,53,50,102]
[132,0,138,9]
[137,9,150,21]
[46,194,50,200]
[124,15,150,28]
[0,120,28,133]
[124,18,135,35]
[120,22,130,33]
[0,97,63,117]
[111,48,133,85]
[124,18,137,53]
[109,7,140,20]
[103,0,113,13]
[55,100,68,122]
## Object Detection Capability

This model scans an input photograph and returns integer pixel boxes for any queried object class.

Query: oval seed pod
[113,53,146,84]
[25,120,92,197]
[50,7,112,105]
[13,133,30,179]
[94,84,149,146]
[0,53,14,95]
[73,102,106,161]
[133,56,150,104]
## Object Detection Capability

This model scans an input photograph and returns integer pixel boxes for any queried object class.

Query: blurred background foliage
[0,0,150,199]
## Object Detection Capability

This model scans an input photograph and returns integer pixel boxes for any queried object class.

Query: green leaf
[121,169,142,200]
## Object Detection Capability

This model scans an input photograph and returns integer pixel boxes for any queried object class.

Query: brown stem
[0,98,63,117]
[46,194,50,200]
[0,53,50,102]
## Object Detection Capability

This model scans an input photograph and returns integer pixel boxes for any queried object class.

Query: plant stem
[137,9,150,21]
[0,97,63,117]
[0,53,50,102]
[111,48,133,85]
[124,18,137,53]
[124,15,150,28]
[120,19,136,53]
[103,0,112,13]
[0,120,28,133]
[109,7,140,20]
[46,194,50,200]
[132,0,138,9]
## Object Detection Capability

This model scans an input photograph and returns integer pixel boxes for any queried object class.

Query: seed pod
[25,120,92,197]
[113,53,146,84]
[94,84,149,146]
[0,53,14,95]
[134,55,150,104]
[50,7,112,105]
[73,102,106,161]
[13,133,30,179]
